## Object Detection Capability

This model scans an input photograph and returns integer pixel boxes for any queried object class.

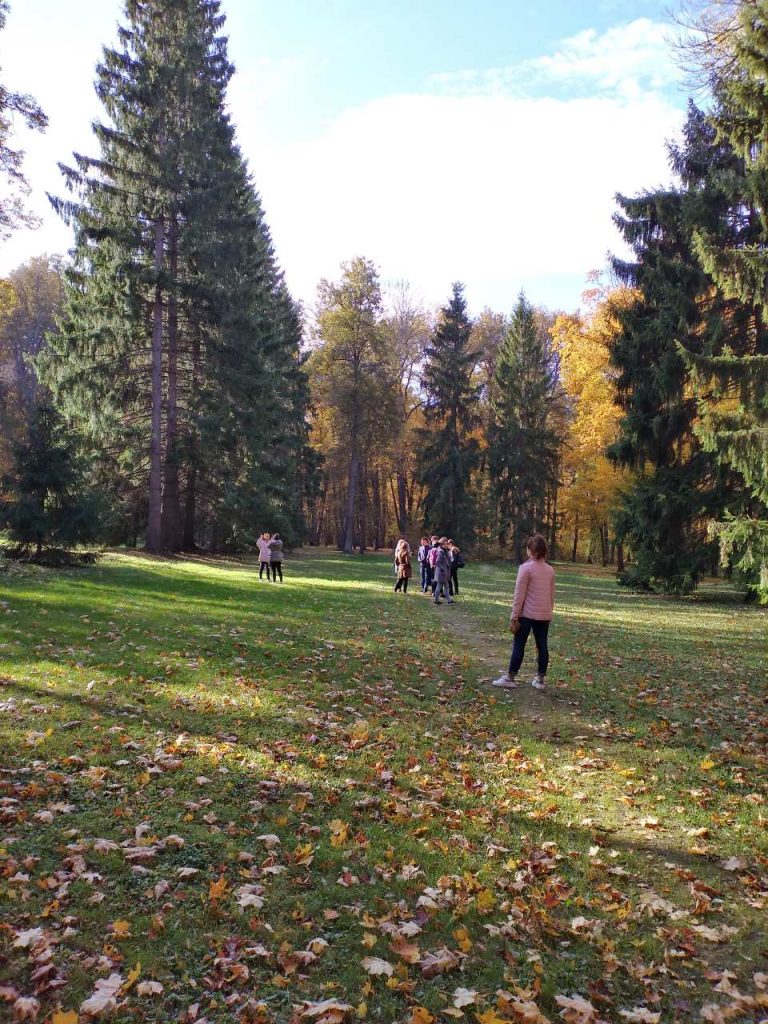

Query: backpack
[456,552,466,568]
[428,546,440,569]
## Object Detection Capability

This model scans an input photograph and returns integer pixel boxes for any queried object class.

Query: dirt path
[434,596,588,743]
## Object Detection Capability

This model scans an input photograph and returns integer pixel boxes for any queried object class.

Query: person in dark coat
[268,533,284,582]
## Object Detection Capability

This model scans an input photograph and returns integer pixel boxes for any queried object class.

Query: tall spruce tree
[417,282,480,542]
[683,5,768,601]
[609,104,749,594]
[488,292,560,561]
[41,0,306,552]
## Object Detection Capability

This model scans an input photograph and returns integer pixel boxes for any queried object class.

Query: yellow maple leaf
[328,819,349,847]
[408,1008,435,1024]
[122,961,141,991]
[453,926,472,953]
[475,1011,508,1024]
[475,889,495,914]
[51,1013,79,1024]
[699,758,716,771]
[111,919,132,939]
[209,876,229,901]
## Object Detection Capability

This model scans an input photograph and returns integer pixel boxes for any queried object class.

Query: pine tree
[417,282,480,542]
[683,7,768,601]
[0,403,100,559]
[488,292,560,561]
[609,104,748,594]
[41,0,306,553]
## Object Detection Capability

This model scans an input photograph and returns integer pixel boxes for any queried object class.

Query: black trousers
[450,564,459,595]
[259,560,270,579]
[271,561,283,582]
[509,617,550,676]
[394,577,409,592]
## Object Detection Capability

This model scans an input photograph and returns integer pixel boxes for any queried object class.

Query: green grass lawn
[1,550,766,1024]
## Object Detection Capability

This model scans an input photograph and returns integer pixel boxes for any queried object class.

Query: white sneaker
[531,676,546,690]
[492,674,518,689]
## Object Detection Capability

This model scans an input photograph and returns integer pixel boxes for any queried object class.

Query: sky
[1,0,692,316]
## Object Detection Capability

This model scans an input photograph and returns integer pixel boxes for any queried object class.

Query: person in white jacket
[256,532,272,581]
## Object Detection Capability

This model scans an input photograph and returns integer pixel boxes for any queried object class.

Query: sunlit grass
[1,550,766,1023]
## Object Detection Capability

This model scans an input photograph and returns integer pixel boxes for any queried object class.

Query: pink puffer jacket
[510,558,555,621]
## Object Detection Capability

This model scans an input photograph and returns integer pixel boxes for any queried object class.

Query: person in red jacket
[493,533,555,691]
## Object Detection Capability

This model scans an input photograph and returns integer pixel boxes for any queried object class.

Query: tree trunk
[616,542,625,574]
[571,512,579,562]
[343,447,360,553]
[183,464,197,550]
[182,322,202,551]
[161,215,182,552]
[359,468,368,554]
[371,472,382,549]
[550,484,558,561]
[396,468,408,535]
[146,215,165,553]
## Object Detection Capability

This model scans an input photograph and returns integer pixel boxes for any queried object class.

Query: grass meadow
[1,550,766,1024]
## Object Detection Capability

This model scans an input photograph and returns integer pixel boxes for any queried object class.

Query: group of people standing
[392,535,465,604]
[256,532,284,582]
[394,531,556,692]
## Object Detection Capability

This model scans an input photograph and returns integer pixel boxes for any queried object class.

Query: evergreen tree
[488,292,560,561]
[683,6,768,601]
[41,0,306,552]
[609,104,748,594]
[0,403,100,559]
[417,282,480,542]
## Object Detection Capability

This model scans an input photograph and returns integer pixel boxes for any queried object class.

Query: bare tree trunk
[616,542,625,574]
[182,324,201,551]
[371,472,382,549]
[571,511,579,562]
[396,469,408,535]
[182,465,197,550]
[146,215,165,553]
[550,484,558,561]
[162,215,182,552]
[343,447,360,553]
[359,466,368,554]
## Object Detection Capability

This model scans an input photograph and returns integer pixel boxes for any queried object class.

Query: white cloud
[245,31,684,313]
[2,15,686,315]
[428,19,682,101]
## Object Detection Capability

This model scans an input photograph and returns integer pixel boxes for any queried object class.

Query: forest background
[0,0,766,602]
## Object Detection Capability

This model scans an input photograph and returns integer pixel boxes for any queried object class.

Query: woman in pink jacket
[493,533,554,691]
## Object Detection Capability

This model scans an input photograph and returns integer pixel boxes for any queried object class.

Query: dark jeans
[509,617,550,677]
[420,562,432,591]
[271,561,283,582]
[259,560,270,579]
[394,577,409,592]
[450,564,459,595]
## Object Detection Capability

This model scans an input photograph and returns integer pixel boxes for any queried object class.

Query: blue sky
[2,0,689,316]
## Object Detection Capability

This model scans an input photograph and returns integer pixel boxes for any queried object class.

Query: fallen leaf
[136,981,164,996]
[361,956,394,977]
[80,974,124,1018]
[555,994,598,1024]
[454,987,478,1008]
[619,1009,661,1024]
